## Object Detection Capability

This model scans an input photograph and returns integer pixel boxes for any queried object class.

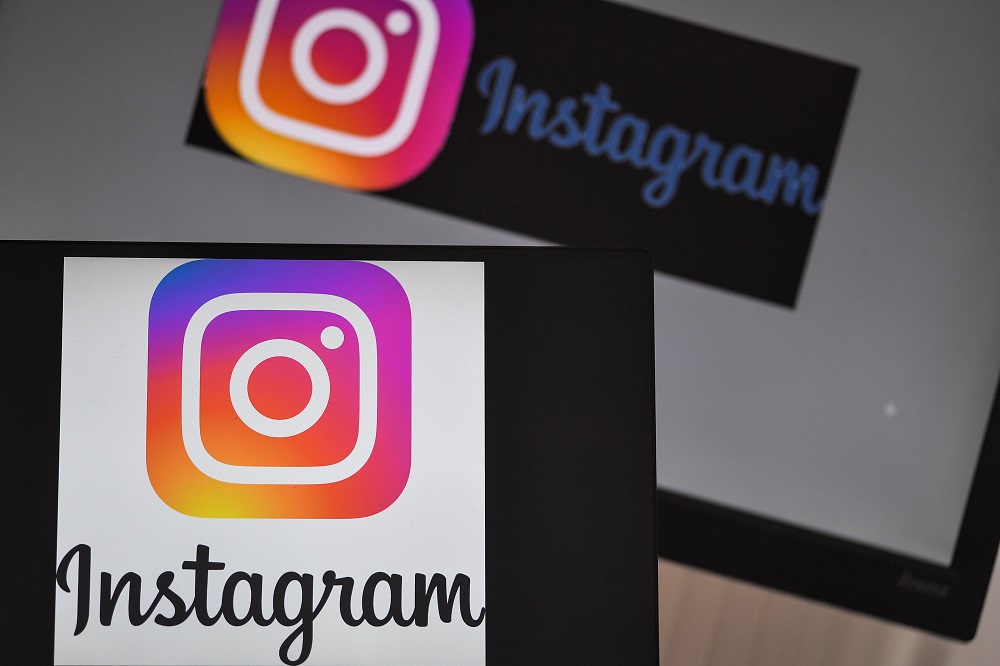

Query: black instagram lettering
[273,571,337,666]
[221,571,275,626]
[415,572,486,627]
[182,543,225,625]
[100,571,164,626]
[55,544,91,636]
[153,572,194,626]
[56,544,486,666]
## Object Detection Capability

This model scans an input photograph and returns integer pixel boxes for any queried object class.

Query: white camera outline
[238,0,441,157]
[180,292,378,485]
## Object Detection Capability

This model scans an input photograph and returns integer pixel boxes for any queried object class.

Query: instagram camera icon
[146,260,411,518]
[204,0,474,190]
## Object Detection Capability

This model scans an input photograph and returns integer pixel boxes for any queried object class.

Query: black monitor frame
[657,382,1000,640]
[1,240,658,665]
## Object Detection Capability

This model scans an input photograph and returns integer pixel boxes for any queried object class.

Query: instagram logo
[204,0,474,190]
[146,260,411,518]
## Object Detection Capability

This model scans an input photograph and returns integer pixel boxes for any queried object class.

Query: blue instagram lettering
[476,56,824,215]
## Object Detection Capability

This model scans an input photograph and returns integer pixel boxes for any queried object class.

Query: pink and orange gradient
[146,259,411,518]
[204,0,474,190]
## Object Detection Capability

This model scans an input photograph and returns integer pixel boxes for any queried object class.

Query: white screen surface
[639,0,1000,564]
[55,258,486,665]
[1,0,998,570]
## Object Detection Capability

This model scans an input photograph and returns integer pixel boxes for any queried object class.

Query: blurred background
[2,2,999,663]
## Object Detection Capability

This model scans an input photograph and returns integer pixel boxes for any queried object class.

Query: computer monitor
[1,241,657,665]
[1,0,998,643]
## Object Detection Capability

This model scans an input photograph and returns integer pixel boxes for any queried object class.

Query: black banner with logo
[189,0,857,307]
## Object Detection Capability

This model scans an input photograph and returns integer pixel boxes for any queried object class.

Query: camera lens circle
[229,339,331,438]
[291,8,388,106]
[321,325,345,349]
[385,9,412,36]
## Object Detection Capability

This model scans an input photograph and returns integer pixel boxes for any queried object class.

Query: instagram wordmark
[205,0,474,190]
[147,260,411,518]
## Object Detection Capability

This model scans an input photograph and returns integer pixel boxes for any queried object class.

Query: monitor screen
[1,0,998,643]
[1,242,658,665]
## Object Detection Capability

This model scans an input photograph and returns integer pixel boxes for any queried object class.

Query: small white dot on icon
[884,402,898,418]
[321,325,345,349]
[386,9,412,36]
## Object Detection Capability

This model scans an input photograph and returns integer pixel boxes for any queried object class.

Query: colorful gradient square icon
[146,260,411,518]
[204,0,474,190]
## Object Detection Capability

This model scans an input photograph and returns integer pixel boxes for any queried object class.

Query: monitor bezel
[1,240,659,665]
[657,380,1000,641]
